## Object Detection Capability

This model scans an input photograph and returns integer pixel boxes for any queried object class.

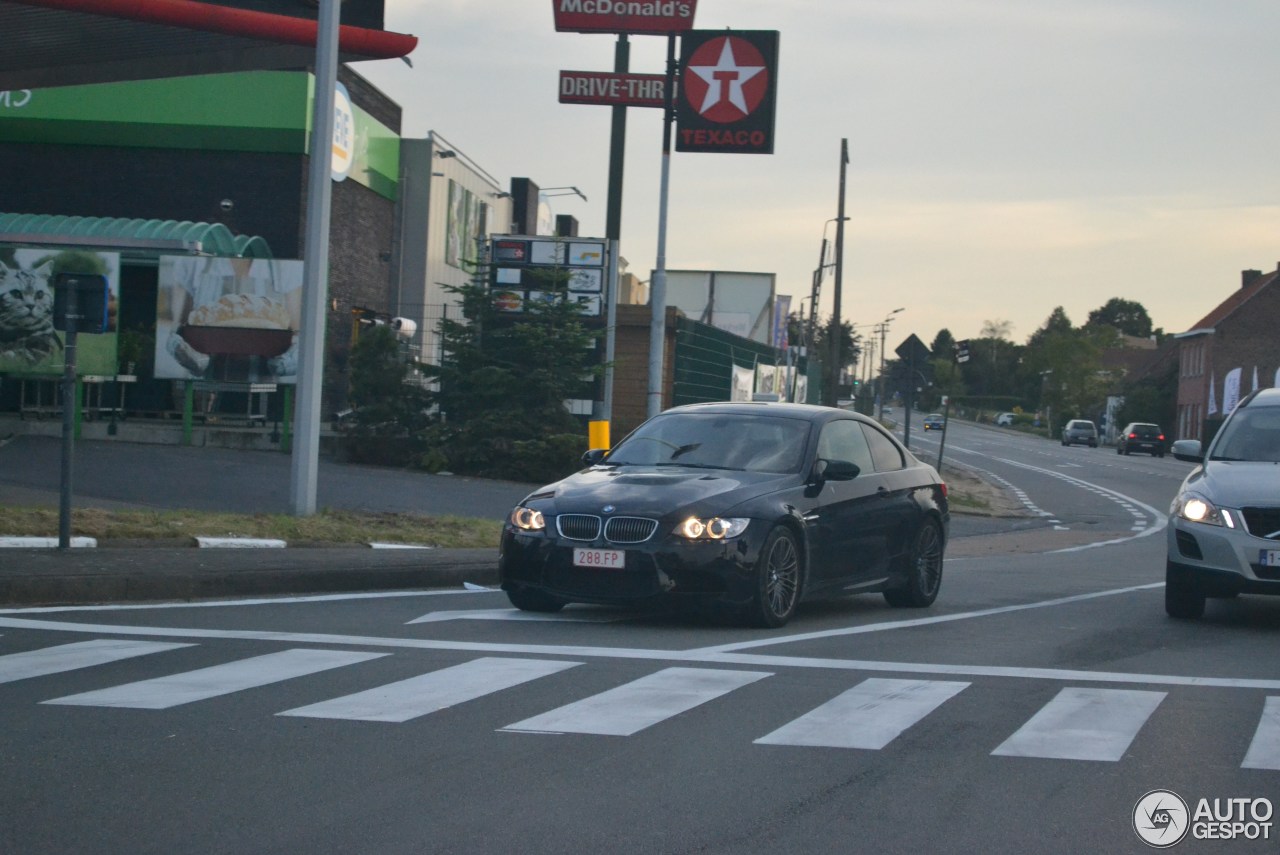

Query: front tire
[1165,562,1205,619]
[746,526,802,628]
[507,586,566,613]
[885,519,944,608]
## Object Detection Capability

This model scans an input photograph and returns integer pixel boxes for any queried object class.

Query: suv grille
[1241,507,1280,540]
[555,514,660,544]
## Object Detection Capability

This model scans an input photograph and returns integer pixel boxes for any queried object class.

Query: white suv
[995,412,1015,427]
[1166,388,1280,618]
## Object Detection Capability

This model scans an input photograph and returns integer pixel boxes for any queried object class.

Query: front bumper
[1167,519,1280,595]
[499,524,771,608]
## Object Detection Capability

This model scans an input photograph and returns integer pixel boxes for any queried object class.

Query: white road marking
[503,667,770,736]
[44,648,385,709]
[279,656,581,723]
[755,678,968,749]
[8,593,1280,691]
[1242,696,1280,770]
[991,687,1165,761]
[0,639,191,683]
[694,583,1163,654]
[0,587,486,615]
[407,608,628,624]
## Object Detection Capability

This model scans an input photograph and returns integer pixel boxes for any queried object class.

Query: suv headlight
[676,517,750,540]
[510,506,546,532]
[1171,493,1235,529]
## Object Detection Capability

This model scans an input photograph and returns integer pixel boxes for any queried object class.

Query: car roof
[662,401,868,424]
[1240,388,1280,408]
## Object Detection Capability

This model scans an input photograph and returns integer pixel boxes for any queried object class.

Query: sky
[359,0,1280,350]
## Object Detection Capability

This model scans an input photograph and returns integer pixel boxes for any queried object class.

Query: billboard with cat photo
[0,247,120,376]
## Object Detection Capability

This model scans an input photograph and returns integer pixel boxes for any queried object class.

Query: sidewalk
[0,432,529,607]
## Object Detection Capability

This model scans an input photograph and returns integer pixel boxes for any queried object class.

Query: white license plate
[573,548,624,569]
[1260,550,1280,567]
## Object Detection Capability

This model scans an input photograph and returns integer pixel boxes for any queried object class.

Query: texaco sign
[676,30,779,154]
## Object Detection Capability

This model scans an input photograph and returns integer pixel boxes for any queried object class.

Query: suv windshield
[606,412,812,473]
[1209,407,1280,463]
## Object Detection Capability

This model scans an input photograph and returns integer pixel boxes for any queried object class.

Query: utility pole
[827,139,849,406]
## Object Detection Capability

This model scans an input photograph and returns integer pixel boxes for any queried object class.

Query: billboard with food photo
[0,246,120,376]
[155,255,303,383]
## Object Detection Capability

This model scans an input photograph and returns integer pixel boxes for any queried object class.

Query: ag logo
[1133,790,1189,848]
[682,36,769,123]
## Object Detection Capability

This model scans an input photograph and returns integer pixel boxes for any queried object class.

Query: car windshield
[605,412,811,474]
[1209,408,1280,463]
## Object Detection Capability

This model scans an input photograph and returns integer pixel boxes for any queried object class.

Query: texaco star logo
[682,36,769,123]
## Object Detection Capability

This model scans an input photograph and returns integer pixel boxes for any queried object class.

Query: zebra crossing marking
[1242,696,1280,770]
[991,687,1166,761]
[754,677,969,749]
[504,667,770,736]
[0,639,192,684]
[278,656,582,723]
[44,648,386,709]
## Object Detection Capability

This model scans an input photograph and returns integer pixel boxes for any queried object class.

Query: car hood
[525,466,793,517]
[1184,461,1280,508]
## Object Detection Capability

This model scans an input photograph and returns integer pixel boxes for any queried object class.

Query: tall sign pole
[290,0,340,516]
[647,33,677,418]
[827,139,848,406]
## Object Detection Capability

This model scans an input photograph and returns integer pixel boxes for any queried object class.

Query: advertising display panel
[154,255,304,383]
[0,247,120,376]
[489,236,609,319]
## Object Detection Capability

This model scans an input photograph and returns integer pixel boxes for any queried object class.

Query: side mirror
[1171,439,1203,463]
[582,448,608,466]
[811,458,860,483]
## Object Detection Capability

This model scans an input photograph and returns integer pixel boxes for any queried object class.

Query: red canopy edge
[11,0,418,58]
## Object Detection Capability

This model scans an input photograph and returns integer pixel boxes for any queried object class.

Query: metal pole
[58,288,78,549]
[877,320,889,420]
[605,34,629,242]
[647,33,677,419]
[603,238,619,423]
[289,0,340,516]
[936,398,951,475]
[827,139,848,407]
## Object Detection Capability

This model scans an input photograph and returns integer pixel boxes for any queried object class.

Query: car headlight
[676,517,750,540]
[1171,493,1234,528]
[510,506,546,532]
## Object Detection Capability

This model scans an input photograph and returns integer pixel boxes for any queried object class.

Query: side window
[861,423,905,472]
[816,419,874,475]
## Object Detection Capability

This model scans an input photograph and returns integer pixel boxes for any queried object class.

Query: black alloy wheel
[884,519,944,608]
[748,526,802,628]
[507,586,567,613]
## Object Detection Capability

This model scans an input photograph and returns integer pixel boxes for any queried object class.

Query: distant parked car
[1061,419,1099,447]
[995,412,1015,427]
[1117,422,1166,457]
[1165,388,1280,619]
[923,413,945,431]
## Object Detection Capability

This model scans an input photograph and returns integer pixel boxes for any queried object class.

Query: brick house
[1174,265,1280,441]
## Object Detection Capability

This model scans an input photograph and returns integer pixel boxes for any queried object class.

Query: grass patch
[0,506,502,548]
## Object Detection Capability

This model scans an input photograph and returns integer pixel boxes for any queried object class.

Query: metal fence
[671,316,815,406]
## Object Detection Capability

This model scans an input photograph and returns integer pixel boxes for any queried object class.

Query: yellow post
[588,420,610,450]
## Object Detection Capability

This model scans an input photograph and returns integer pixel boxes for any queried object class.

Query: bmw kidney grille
[555,514,658,544]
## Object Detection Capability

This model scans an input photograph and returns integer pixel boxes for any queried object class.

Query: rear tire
[1165,562,1205,619]
[746,526,802,628]
[506,586,566,613]
[884,519,944,608]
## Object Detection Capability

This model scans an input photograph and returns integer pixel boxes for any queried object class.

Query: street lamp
[877,307,904,420]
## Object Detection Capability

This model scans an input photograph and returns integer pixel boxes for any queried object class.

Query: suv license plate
[1260,550,1280,567]
[574,548,624,569]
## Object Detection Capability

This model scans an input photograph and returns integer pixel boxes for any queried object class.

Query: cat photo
[0,250,62,366]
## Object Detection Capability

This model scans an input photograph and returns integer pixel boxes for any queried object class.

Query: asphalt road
[4,419,1277,854]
